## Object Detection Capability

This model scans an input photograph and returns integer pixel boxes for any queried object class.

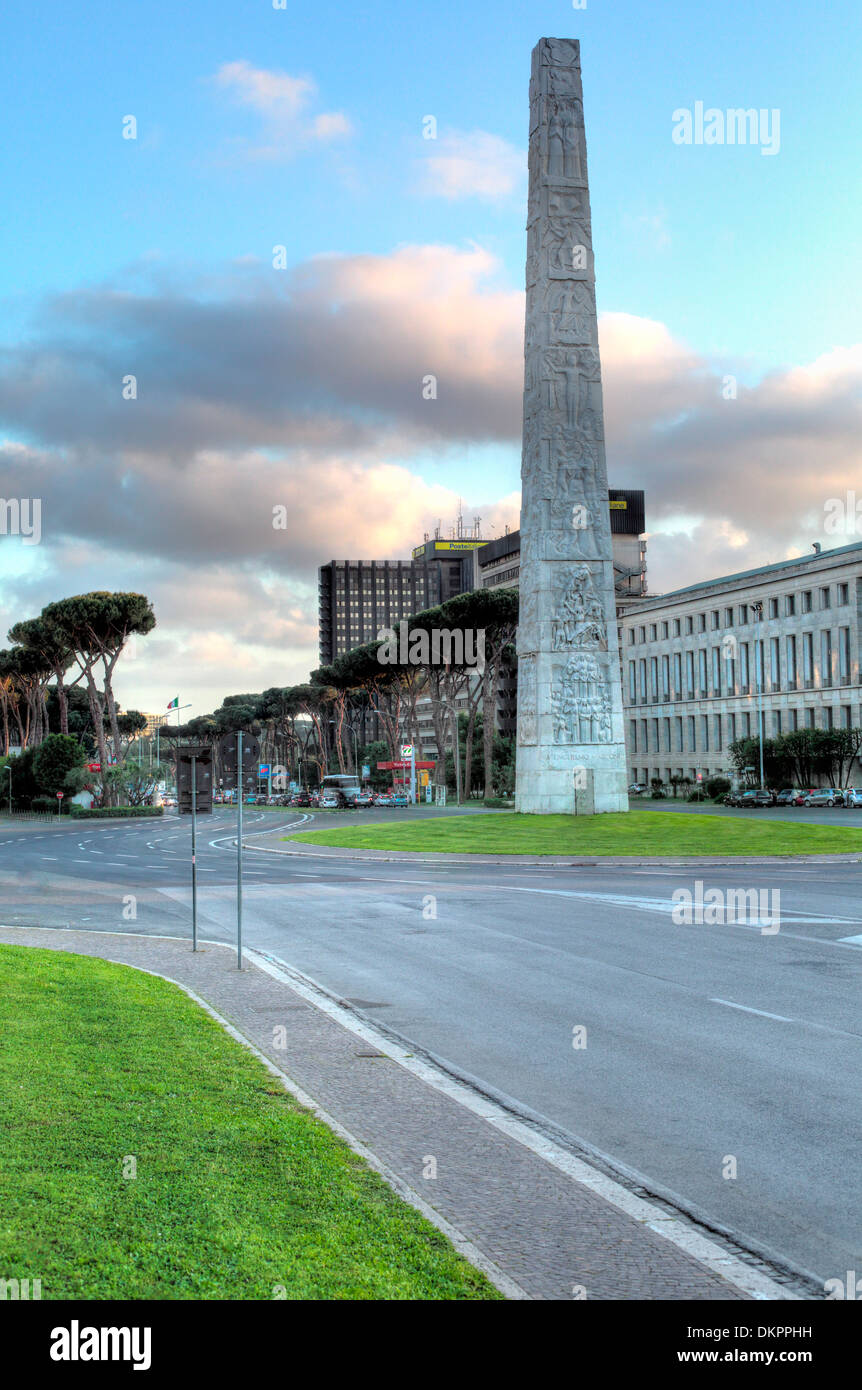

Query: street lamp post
[439,702,461,805]
[751,601,766,789]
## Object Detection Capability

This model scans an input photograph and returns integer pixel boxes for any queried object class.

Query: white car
[320,796,339,809]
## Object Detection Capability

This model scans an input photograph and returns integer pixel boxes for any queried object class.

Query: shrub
[68,804,164,819]
[33,733,85,797]
[706,776,731,800]
[31,796,70,814]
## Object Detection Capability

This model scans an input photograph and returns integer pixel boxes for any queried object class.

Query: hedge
[68,805,164,819]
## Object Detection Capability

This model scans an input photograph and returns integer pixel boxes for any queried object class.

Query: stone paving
[0,923,789,1301]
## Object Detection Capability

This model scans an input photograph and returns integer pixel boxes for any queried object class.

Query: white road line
[710,998,794,1022]
[839,934,862,946]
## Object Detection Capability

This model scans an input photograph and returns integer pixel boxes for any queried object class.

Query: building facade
[619,541,862,789]
[318,494,647,762]
[318,544,485,667]
[470,489,647,614]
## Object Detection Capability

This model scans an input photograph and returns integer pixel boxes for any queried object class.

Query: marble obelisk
[514,38,628,814]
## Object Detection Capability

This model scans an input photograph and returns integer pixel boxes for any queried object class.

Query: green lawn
[0,946,499,1300]
[288,810,862,857]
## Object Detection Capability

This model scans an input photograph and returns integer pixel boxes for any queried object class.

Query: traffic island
[285,810,862,858]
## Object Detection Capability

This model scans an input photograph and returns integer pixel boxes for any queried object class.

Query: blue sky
[3,0,860,364]
[1,0,860,713]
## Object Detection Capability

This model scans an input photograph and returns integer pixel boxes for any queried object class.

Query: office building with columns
[620,540,862,789]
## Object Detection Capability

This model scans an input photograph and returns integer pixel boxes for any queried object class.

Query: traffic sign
[56,792,64,799]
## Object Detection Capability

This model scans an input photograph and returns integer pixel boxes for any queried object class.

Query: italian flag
[167,697,179,710]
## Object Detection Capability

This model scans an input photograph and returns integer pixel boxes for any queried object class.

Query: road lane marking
[839,934,862,946]
[710,998,793,1022]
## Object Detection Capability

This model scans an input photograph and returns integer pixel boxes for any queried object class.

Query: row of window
[628,704,857,757]
[626,629,854,705]
[627,582,853,645]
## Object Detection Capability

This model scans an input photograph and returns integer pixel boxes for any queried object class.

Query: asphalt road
[2,805,861,1290]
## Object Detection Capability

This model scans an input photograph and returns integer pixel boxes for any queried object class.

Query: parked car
[737,789,774,807]
[628,783,646,795]
[843,788,862,808]
[775,788,803,806]
[803,788,843,807]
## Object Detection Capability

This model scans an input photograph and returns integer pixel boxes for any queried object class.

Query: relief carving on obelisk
[515,37,629,812]
[551,653,613,746]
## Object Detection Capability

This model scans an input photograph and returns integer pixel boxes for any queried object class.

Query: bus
[320,773,362,806]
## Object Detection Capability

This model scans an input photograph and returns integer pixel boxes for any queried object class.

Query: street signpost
[56,791,63,820]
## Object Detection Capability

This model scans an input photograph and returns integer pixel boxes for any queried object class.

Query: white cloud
[211,60,353,160]
[417,130,525,202]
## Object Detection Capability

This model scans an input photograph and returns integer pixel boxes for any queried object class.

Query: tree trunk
[85,671,111,803]
[55,674,69,736]
[483,660,502,799]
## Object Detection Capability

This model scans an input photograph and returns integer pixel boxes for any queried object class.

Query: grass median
[0,945,499,1300]
[287,810,862,857]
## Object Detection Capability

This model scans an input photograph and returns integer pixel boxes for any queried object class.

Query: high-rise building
[318,542,487,666]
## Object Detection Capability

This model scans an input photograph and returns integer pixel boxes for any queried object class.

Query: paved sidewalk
[0,926,799,1301]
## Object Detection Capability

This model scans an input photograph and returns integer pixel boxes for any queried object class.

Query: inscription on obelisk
[515,38,629,814]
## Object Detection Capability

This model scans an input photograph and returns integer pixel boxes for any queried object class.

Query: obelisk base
[515,742,629,815]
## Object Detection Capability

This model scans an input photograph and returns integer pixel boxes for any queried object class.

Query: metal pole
[757,619,766,790]
[410,743,416,805]
[453,707,461,805]
[236,730,243,969]
[191,755,198,951]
